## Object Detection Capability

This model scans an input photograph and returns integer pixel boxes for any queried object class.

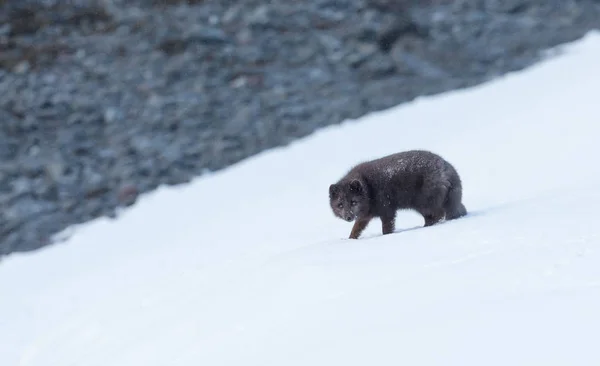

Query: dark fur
[329,150,467,239]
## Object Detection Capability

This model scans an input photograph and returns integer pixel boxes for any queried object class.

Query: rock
[82,167,110,198]
[0,140,18,160]
[357,53,396,79]
[4,198,58,233]
[227,102,260,135]
[1,211,69,253]
[390,44,448,78]
[10,177,32,197]
[485,0,532,13]
[14,61,30,74]
[246,5,271,27]
[20,157,45,178]
[189,27,229,44]
[118,184,138,207]
[345,42,379,68]
[103,107,120,123]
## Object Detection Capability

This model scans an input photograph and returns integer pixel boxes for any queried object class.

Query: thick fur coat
[329,150,467,239]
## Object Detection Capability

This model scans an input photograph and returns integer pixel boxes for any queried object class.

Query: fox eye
[351,200,357,206]
[338,203,343,208]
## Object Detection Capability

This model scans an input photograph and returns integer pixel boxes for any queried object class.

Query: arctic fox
[329,150,467,239]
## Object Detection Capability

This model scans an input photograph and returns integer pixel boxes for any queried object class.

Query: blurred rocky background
[1,0,599,256]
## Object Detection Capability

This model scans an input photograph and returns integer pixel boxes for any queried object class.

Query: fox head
[329,179,369,222]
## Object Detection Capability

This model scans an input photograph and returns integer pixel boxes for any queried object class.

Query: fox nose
[346,215,353,221]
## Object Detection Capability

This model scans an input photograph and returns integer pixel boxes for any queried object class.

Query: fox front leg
[349,216,372,239]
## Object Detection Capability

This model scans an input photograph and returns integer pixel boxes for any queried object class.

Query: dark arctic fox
[329,150,467,239]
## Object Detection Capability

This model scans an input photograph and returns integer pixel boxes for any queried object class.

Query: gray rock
[345,42,379,67]
[4,198,58,234]
[82,167,110,198]
[10,177,33,197]
[357,53,396,79]
[0,138,19,160]
[189,27,229,44]
[20,157,46,178]
[390,44,448,79]
[246,5,271,27]
[103,107,121,123]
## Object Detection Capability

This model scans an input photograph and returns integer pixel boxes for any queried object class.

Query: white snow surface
[3,32,600,366]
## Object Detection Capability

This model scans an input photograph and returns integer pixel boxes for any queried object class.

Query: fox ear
[329,184,339,198]
[349,179,363,194]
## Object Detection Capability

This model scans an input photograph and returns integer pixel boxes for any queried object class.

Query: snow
[3,31,600,366]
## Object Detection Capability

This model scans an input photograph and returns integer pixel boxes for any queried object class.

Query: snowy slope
[2,32,600,366]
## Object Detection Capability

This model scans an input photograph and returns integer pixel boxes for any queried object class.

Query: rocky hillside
[1,0,599,256]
